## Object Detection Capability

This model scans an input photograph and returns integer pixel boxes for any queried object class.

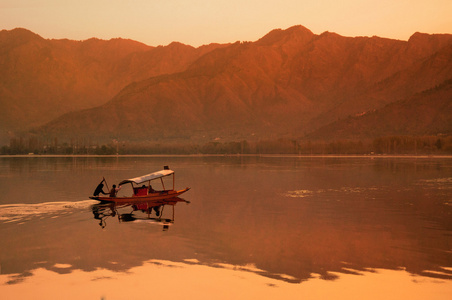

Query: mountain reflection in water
[0,156,451,299]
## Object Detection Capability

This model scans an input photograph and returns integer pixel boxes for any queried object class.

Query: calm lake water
[0,155,451,299]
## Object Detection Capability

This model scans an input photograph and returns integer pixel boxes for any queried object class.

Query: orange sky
[1,0,451,46]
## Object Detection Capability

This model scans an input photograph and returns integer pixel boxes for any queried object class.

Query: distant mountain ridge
[0,28,226,139]
[1,26,452,145]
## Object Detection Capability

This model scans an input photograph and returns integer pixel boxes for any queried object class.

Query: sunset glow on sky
[1,0,451,46]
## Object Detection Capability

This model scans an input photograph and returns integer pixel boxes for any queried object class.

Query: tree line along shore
[2,135,452,156]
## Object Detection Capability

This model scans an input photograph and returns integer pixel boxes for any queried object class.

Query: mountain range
[0,28,225,141]
[1,26,451,145]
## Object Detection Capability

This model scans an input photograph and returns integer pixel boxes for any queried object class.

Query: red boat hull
[90,187,190,203]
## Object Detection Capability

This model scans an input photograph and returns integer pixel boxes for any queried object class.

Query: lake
[0,155,451,299]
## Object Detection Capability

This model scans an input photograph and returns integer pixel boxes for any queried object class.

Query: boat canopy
[119,169,174,186]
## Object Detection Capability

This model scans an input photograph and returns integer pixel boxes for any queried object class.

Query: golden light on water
[1,260,451,299]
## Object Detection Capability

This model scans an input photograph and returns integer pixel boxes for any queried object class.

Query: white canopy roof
[119,169,174,186]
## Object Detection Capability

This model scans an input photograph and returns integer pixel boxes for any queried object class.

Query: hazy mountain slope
[38,26,319,142]
[306,79,452,140]
[309,39,452,129]
[0,28,226,136]
[36,26,452,144]
[0,28,150,130]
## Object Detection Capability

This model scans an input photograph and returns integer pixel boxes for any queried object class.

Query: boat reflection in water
[91,197,190,230]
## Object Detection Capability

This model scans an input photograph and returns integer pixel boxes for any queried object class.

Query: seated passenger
[109,184,121,197]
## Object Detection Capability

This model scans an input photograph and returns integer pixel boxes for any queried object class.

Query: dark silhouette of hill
[2,26,452,145]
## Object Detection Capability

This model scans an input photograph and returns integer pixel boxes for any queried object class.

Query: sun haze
[1,0,451,46]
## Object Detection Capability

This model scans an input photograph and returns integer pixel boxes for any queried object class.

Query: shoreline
[1,154,452,159]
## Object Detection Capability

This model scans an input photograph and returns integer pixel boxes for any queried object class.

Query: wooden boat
[89,166,190,203]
